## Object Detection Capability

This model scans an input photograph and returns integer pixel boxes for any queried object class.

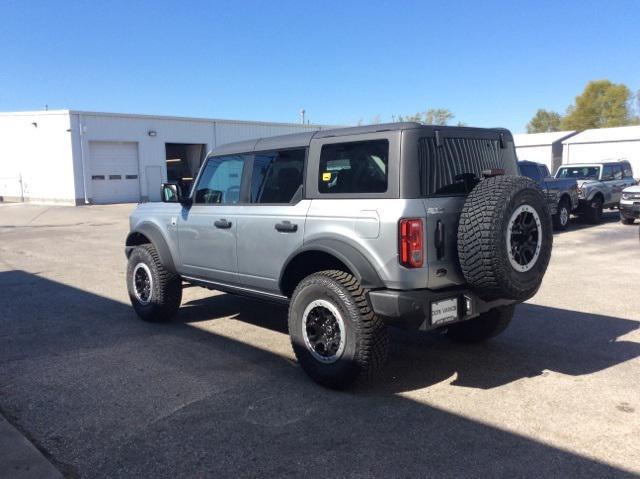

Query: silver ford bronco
[125,123,553,388]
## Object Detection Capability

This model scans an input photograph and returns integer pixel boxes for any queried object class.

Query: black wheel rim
[302,300,345,364]
[133,263,153,305]
[507,205,542,272]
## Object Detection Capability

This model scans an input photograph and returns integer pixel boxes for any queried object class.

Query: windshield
[556,166,601,180]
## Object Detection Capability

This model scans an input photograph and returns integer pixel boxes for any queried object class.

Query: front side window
[556,166,601,180]
[602,165,614,180]
[251,149,305,203]
[318,140,388,194]
[194,155,246,204]
[623,163,633,178]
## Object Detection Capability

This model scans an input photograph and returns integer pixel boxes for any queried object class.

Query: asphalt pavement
[0,203,638,478]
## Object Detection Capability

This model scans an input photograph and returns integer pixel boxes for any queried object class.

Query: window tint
[194,155,246,204]
[623,162,633,178]
[251,149,305,203]
[418,136,507,196]
[318,140,388,194]
[556,166,600,180]
[611,164,623,180]
[602,165,614,180]
[519,163,542,182]
[541,165,551,177]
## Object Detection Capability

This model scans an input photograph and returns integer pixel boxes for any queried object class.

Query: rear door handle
[275,221,298,233]
[214,219,232,229]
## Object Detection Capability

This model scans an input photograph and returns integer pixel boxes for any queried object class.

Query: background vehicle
[619,185,640,224]
[519,161,578,231]
[555,161,636,224]
[125,123,553,389]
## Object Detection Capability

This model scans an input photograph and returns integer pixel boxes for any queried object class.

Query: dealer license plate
[431,297,459,326]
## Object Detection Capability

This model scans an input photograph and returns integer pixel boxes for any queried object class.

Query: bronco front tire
[126,244,182,322]
[288,270,388,389]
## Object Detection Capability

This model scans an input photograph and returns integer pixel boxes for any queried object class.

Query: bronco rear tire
[458,175,553,301]
[127,244,182,322]
[288,270,388,389]
[446,305,515,342]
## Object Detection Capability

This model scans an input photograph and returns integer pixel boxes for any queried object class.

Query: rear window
[318,140,388,194]
[519,163,542,182]
[418,136,508,196]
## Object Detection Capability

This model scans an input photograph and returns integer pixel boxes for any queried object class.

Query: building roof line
[0,109,337,129]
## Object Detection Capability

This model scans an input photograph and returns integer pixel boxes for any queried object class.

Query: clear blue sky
[1,0,639,132]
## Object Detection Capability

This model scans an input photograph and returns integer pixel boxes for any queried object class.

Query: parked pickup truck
[518,161,578,231]
[555,161,636,224]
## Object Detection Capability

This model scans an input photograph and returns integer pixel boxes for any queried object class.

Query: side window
[519,164,542,182]
[623,163,633,178]
[318,140,388,194]
[612,164,623,180]
[541,165,551,177]
[602,165,613,180]
[250,149,305,203]
[194,155,246,204]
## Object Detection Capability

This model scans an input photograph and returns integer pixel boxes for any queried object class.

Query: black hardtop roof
[209,122,513,157]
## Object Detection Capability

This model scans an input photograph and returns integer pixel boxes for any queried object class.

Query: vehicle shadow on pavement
[560,210,621,233]
[180,293,640,391]
[1,270,638,478]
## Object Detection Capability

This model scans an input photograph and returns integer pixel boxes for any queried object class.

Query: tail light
[399,218,424,268]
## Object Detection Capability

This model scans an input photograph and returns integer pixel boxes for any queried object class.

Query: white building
[0,110,332,205]
[562,125,640,179]
[513,130,577,173]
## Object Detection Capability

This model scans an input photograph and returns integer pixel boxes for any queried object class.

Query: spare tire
[457,175,552,301]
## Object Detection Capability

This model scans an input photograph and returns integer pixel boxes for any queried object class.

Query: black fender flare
[125,223,177,273]
[279,238,384,291]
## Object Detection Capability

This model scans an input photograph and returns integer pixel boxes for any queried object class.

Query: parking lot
[0,203,638,478]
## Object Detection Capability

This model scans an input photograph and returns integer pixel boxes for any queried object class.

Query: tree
[393,108,455,125]
[561,80,633,130]
[424,108,454,125]
[526,109,562,133]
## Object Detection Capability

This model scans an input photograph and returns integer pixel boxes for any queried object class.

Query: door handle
[275,221,298,233]
[214,219,232,229]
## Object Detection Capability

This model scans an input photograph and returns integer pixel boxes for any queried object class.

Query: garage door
[89,141,140,204]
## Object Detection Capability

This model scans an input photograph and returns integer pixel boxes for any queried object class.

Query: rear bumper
[368,286,516,331]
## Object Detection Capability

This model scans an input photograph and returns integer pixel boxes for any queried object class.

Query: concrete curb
[0,414,62,479]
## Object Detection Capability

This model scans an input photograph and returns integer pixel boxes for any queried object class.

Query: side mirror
[161,183,180,203]
[161,183,192,207]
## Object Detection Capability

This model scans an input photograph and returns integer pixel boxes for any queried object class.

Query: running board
[182,275,289,304]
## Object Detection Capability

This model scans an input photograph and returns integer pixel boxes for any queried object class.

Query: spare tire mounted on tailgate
[457,175,552,301]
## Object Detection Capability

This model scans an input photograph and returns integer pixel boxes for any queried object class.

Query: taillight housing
[399,218,424,268]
